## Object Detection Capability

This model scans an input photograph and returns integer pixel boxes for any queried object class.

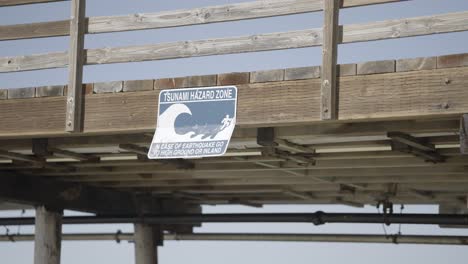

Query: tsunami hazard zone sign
[148,86,237,159]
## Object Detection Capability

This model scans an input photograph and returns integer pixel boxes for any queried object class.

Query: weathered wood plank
[0,67,467,137]
[0,0,65,6]
[342,0,403,7]
[0,51,67,73]
[337,63,356,76]
[7,87,35,99]
[85,30,321,67]
[88,0,323,34]
[0,30,321,72]
[251,69,284,83]
[2,11,467,73]
[0,20,69,41]
[65,0,86,133]
[0,89,7,100]
[173,75,217,88]
[123,80,154,92]
[97,173,468,188]
[339,67,468,120]
[396,57,436,72]
[342,11,468,44]
[93,81,123,94]
[36,85,64,97]
[217,72,250,85]
[285,66,320,81]
[461,114,468,155]
[437,53,468,69]
[37,155,468,178]
[320,0,340,120]
[34,206,62,264]
[357,60,395,75]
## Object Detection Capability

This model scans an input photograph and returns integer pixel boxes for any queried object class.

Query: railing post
[320,0,340,120]
[65,0,86,132]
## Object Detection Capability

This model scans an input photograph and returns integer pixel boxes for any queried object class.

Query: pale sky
[1,0,468,263]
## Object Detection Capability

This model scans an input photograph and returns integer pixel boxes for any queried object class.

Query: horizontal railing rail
[0,0,406,41]
[0,0,66,7]
[1,11,467,73]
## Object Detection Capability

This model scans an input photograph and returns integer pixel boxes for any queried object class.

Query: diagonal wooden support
[336,197,364,208]
[65,0,86,132]
[320,0,340,120]
[461,114,468,154]
[387,132,445,163]
[387,131,436,152]
[0,149,45,165]
[228,198,263,208]
[49,147,100,162]
[283,189,315,201]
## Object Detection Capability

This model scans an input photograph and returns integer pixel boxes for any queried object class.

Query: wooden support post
[320,0,340,120]
[34,206,62,264]
[134,224,161,264]
[65,0,86,132]
[461,114,468,154]
[32,139,51,157]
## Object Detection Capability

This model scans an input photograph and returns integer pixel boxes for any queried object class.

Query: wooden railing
[1,0,467,130]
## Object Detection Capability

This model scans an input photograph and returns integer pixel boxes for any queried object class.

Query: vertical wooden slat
[34,206,62,264]
[65,0,85,132]
[320,0,340,120]
[461,114,468,154]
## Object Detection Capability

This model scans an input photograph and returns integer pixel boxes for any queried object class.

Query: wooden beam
[49,147,100,162]
[0,149,44,165]
[2,11,468,73]
[65,0,86,132]
[274,138,315,154]
[387,132,436,152]
[461,114,468,154]
[228,198,263,208]
[134,224,159,264]
[0,0,65,6]
[388,132,445,163]
[0,20,69,41]
[283,189,315,200]
[0,172,153,214]
[34,206,62,264]
[1,66,467,137]
[320,0,339,120]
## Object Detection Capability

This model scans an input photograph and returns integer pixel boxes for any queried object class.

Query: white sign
[148,86,237,159]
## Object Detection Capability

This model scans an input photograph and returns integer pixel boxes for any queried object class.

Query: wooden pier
[0,0,467,263]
